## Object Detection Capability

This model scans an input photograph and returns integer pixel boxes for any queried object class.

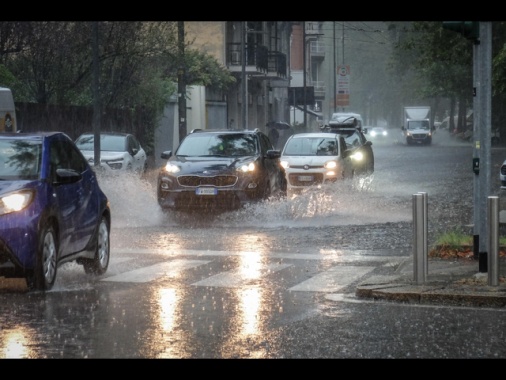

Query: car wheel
[82,216,110,275]
[28,225,58,291]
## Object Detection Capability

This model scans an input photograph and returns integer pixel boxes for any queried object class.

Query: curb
[355,268,506,308]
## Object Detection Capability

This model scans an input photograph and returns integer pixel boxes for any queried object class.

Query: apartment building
[155,21,328,163]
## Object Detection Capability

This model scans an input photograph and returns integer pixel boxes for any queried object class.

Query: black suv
[322,115,374,175]
[157,128,287,212]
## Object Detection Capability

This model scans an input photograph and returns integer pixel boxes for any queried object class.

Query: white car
[368,126,388,139]
[75,132,147,175]
[280,132,354,195]
[501,160,506,189]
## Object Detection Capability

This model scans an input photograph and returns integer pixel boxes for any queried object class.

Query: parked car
[500,160,506,188]
[157,128,287,212]
[75,132,147,175]
[321,116,374,176]
[0,132,111,291]
[280,132,354,195]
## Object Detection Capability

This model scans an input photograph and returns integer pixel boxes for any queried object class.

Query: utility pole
[333,22,337,114]
[442,21,491,271]
[303,22,307,128]
[92,21,101,169]
[241,22,247,129]
[477,22,492,271]
[178,21,187,143]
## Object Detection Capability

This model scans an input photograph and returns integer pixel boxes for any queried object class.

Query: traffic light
[442,21,479,43]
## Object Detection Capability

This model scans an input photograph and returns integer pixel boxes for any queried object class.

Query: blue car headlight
[0,189,34,215]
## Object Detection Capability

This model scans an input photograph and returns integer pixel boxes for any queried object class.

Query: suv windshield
[177,134,258,157]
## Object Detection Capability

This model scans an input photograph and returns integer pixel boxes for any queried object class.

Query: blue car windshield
[177,134,258,157]
[0,140,41,180]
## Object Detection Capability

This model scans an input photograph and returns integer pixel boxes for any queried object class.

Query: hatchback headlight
[324,160,337,169]
[351,151,364,161]
[0,190,34,215]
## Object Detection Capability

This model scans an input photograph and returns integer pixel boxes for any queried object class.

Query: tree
[387,21,474,131]
[0,21,235,154]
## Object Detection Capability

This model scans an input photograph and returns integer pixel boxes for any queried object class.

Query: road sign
[336,65,350,107]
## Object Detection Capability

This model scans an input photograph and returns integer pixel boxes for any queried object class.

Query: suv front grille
[178,175,237,187]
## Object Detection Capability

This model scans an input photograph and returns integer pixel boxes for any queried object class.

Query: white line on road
[103,259,210,283]
[289,266,375,292]
[192,263,291,287]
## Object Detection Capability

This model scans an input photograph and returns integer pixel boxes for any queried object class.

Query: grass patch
[430,228,506,259]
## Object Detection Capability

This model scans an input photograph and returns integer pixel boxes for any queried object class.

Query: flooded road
[105,131,489,253]
[2,131,506,359]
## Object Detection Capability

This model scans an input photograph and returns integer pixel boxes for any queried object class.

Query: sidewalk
[355,257,506,308]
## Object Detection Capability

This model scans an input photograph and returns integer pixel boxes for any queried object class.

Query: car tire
[82,216,110,275]
[28,224,58,291]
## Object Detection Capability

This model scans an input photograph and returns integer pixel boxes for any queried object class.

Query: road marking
[192,263,291,287]
[289,265,374,292]
[103,259,210,283]
[112,248,401,263]
[104,250,399,293]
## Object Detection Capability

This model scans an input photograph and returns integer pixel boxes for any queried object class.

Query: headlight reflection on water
[1,327,36,358]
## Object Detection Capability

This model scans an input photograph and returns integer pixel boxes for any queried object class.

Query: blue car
[0,132,111,291]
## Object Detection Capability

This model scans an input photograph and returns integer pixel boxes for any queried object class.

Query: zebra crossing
[103,248,402,293]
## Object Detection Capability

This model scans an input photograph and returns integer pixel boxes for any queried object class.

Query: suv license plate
[196,187,217,195]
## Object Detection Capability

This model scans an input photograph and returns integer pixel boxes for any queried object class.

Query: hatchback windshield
[283,137,338,156]
[0,140,41,180]
[177,134,258,157]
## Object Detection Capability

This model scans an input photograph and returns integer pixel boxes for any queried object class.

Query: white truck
[401,106,434,145]
[0,87,16,132]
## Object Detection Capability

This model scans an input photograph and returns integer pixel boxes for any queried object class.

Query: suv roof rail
[190,129,203,134]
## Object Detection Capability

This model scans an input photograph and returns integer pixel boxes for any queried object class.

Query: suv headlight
[164,162,180,173]
[238,162,256,173]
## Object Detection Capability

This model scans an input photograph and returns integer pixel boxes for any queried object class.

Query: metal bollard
[413,193,427,284]
[488,196,500,286]
[419,192,428,276]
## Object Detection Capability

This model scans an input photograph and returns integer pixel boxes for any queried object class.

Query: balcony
[311,81,326,99]
[310,41,325,60]
[227,43,286,80]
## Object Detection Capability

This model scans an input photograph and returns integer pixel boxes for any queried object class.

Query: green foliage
[434,229,473,249]
[434,229,506,249]
[389,21,473,102]
[183,49,236,91]
[0,64,17,88]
